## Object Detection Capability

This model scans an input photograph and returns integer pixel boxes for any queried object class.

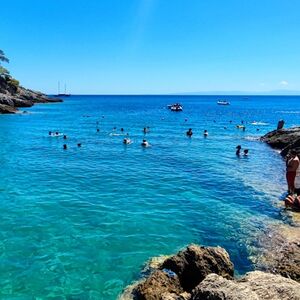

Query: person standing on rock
[286,150,299,194]
[277,119,285,130]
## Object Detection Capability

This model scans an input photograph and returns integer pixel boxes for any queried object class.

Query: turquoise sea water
[0,95,299,299]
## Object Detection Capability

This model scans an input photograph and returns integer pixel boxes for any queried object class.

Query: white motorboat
[168,103,183,111]
[217,100,230,105]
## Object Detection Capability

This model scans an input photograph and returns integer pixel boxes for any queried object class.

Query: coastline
[1,95,300,298]
[119,243,300,299]
[118,126,300,299]
[0,76,62,114]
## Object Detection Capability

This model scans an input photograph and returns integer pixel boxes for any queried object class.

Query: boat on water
[168,103,183,111]
[217,100,230,105]
[55,82,71,97]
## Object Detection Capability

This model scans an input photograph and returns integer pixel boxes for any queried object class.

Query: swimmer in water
[63,135,67,139]
[143,127,149,134]
[121,128,124,132]
[204,130,208,137]
[77,143,82,147]
[97,128,100,132]
[123,138,131,145]
[243,149,249,156]
[236,145,242,156]
[141,139,149,147]
[63,144,67,150]
[49,131,52,136]
[186,128,193,137]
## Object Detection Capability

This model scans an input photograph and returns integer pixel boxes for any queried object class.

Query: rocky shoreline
[119,127,300,299]
[0,76,62,114]
[119,244,300,300]
[260,126,300,157]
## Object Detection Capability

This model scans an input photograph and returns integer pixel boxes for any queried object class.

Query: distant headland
[0,50,62,114]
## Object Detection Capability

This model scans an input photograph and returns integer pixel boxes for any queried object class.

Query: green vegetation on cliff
[0,49,11,79]
[0,49,61,114]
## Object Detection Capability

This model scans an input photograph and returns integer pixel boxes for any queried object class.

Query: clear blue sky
[1,0,300,94]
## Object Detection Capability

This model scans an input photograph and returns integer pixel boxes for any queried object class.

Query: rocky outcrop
[192,271,300,300]
[0,76,62,114]
[120,245,234,300]
[160,245,234,292]
[119,244,300,300]
[132,270,185,300]
[260,127,300,157]
[0,103,17,114]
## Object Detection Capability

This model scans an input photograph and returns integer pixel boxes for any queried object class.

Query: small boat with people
[217,100,230,105]
[168,103,183,111]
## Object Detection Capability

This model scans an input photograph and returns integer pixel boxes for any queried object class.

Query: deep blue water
[0,95,298,299]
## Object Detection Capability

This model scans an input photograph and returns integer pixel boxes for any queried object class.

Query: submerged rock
[254,225,300,283]
[191,271,300,300]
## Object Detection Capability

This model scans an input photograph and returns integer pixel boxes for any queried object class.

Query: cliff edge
[0,76,62,114]
[0,49,62,114]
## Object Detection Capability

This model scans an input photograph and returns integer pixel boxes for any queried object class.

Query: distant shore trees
[0,50,19,89]
[0,49,10,78]
[0,50,9,63]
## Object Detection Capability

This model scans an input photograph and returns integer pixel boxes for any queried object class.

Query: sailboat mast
[64,83,67,94]
[58,81,60,95]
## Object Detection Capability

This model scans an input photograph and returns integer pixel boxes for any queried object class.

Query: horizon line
[48,93,300,96]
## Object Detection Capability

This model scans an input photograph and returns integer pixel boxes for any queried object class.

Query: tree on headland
[0,50,9,63]
[0,49,10,77]
[0,49,19,89]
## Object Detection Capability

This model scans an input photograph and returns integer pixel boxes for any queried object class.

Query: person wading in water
[286,150,300,194]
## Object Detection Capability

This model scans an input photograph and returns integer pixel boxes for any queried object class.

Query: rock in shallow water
[120,244,300,300]
[191,271,300,300]
[253,225,300,283]
[133,270,184,300]
[121,244,234,299]
[160,244,234,292]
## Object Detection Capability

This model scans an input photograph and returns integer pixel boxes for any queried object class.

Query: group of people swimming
[49,121,254,151]
[186,128,208,137]
[48,131,81,150]
[235,145,249,156]
[285,149,300,210]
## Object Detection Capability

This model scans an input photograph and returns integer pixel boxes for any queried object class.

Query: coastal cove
[0,95,299,299]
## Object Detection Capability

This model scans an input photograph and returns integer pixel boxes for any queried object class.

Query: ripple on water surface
[0,95,297,299]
